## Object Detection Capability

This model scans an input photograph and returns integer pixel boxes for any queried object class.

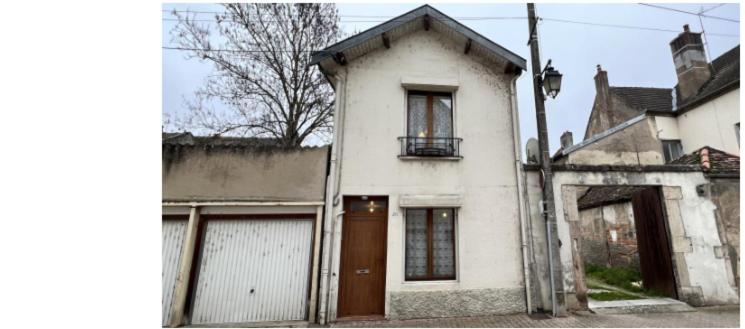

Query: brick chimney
[560,131,573,150]
[670,24,711,101]
[594,64,612,112]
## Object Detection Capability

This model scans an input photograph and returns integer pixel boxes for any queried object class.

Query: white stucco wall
[326,30,525,319]
[654,116,681,141]
[545,170,739,306]
[677,89,740,155]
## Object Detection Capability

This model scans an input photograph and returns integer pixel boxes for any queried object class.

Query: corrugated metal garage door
[191,218,313,325]
[162,219,188,326]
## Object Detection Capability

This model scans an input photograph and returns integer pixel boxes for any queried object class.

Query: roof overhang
[310,5,526,75]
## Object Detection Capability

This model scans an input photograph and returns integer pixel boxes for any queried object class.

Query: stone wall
[162,145,329,202]
[388,288,525,319]
[709,178,740,291]
[579,202,640,270]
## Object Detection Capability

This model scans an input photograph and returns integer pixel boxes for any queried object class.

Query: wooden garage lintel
[168,206,201,327]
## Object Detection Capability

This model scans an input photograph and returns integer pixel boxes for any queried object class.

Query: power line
[162,17,526,23]
[163,16,738,38]
[541,17,738,37]
[164,5,740,23]
[162,46,329,53]
[161,9,524,19]
[701,3,726,14]
[638,3,739,23]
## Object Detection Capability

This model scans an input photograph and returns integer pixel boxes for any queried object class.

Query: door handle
[355,268,370,275]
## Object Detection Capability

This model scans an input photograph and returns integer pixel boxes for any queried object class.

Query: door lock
[355,268,370,275]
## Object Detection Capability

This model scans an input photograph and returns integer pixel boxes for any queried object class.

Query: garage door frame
[162,215,189,327]
[184,214,317,325]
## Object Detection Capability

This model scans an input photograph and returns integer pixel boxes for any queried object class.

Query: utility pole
[527,2,564,316]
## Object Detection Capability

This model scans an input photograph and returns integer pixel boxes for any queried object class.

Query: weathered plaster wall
[710,178,740,291]
[677,89,740,155]
[568,118,665,166]
[654,116,681,141]
[541,170,739,307]
[578,202,640,270]
[162,146,329,202]
[327,29,526,320]
[584,93,645,140]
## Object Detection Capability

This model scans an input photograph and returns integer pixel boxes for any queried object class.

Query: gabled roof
[610,87,674,113]
[310,4,526,71]
[669,146,739,174]
[676,45,740,112]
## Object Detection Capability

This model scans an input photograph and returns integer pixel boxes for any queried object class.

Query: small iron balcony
[398,136,463,158]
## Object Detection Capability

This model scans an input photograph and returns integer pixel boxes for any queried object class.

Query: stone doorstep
[588,298,695,314]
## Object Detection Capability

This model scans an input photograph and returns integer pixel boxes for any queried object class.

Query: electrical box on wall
[696,184,710,197]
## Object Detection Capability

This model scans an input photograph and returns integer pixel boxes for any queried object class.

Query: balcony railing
[398,136,462,158]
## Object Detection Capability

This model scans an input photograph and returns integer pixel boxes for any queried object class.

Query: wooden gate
[631,187,678,298]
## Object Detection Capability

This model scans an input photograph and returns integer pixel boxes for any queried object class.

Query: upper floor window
[408,91,453,139]
[661,140,684,163]
[400,91,461,157]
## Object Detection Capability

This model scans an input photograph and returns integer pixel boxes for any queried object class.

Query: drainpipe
[509,72,534,314]
[332,68,349,205]
[318,68,347,325]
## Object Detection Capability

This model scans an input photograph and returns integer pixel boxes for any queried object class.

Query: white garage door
[162,219,188,326]
[190,218,314,325]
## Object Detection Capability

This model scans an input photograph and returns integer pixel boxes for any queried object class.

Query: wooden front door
[631,187,678,298]
[337,196,388,318]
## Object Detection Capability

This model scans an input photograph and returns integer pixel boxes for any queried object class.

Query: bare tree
[169,3,340,146]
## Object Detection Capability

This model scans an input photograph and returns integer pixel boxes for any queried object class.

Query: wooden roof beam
[333,52,347,66]
[382,32,391,49]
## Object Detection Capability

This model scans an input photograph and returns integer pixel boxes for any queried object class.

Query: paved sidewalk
[329,306,739,328]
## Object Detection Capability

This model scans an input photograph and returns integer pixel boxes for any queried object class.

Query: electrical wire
[638,3,739,23]
[541,17,737,37]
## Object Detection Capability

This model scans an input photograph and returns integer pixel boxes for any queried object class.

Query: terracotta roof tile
[577,185,649,210]
[669,146,739,173]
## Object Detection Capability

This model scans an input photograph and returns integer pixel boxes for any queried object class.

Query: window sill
[398,156,462,161]
[402,279,458,285]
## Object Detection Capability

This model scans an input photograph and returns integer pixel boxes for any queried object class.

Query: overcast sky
[162,3,740,153]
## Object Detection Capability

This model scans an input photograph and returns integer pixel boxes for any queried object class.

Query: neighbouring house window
[405,208,456,280]
[405,91,454,156]
[661,140,684,163]
[736,123,740,147]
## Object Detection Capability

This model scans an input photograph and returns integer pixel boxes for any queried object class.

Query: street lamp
[540,60,563,99]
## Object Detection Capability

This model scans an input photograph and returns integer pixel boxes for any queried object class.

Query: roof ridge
[694,145,740,158]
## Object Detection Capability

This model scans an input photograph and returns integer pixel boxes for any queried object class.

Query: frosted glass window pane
[408,95,427,138]
[432,209,455,277]
[405,209,428,279]
[433,96,452,138]
[349,200,387,215]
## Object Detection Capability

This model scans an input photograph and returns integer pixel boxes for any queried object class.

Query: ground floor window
[405,208,456,280]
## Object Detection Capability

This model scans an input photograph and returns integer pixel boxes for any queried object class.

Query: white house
[580,25,739,163]
[310,5,533,322]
